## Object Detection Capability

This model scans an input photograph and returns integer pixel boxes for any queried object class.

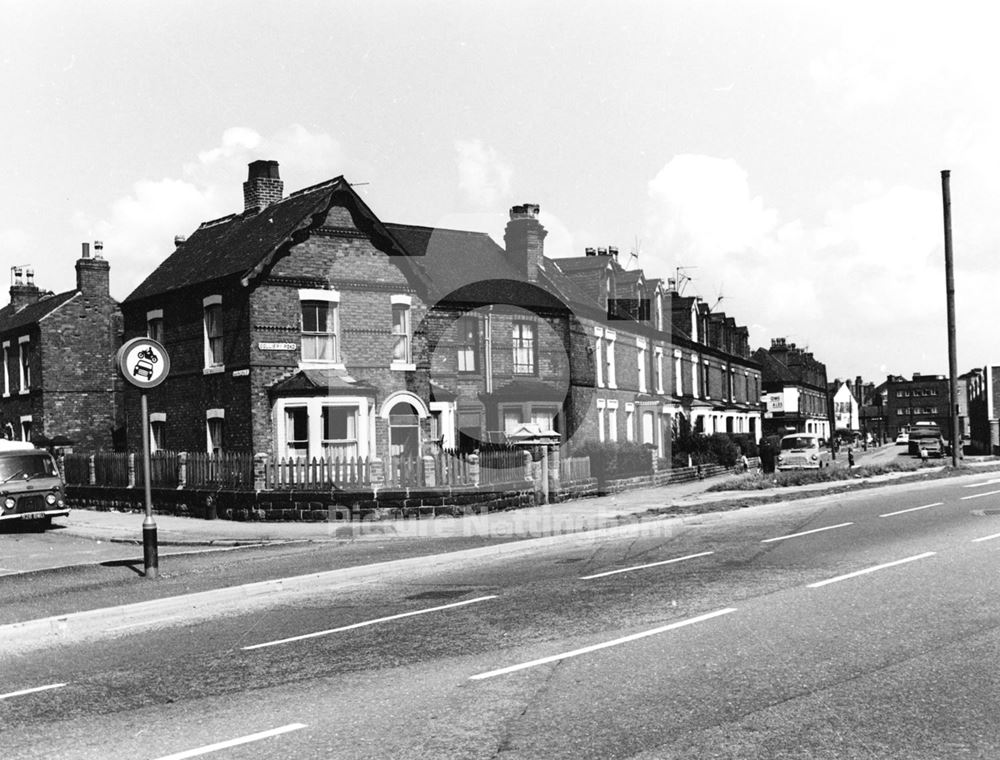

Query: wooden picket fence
[264,456,371,489]
[560,455,591,482]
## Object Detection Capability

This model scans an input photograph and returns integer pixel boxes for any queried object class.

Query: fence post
[127,452,136,489]
[178,451,188,488]
[370,456,385,486]
[547,443,561,500]
[253,453,268,491]
[88,454,96,486]
[422,454,436,487]
[521,450,533,481]
[468,453,480,487]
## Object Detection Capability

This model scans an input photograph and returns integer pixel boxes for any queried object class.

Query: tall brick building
[754,338,832,439]
[121,161,761,462]
[0,244,122,449]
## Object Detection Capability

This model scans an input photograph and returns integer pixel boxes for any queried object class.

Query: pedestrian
[740,452,749,473]
[847,447,855,468]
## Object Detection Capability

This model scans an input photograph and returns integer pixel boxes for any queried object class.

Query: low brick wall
[67,481,535,522]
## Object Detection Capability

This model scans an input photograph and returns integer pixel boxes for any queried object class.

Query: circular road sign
[118,337,170,389]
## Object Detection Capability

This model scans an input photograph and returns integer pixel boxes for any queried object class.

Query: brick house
[883,373,951,441]
[121,161,760,465]
[0,245,122,449]
[754,338,832,439]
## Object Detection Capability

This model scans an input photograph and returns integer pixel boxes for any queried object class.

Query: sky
[3,0,999,384]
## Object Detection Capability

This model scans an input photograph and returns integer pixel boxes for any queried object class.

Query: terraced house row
[1,161,763,465]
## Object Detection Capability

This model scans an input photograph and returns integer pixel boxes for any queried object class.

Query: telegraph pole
[941,170,960,468]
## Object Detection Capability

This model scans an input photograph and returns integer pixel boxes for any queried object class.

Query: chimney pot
[598,247,607,257]
[81,242,91,259]
[585,247,596,257]
[175,235,187,246]
[609,246,619,261]
[93,240,104,258]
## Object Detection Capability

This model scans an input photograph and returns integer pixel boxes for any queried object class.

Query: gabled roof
[125,177,425,303]
[0,290,77,334]
[753,347,798,384]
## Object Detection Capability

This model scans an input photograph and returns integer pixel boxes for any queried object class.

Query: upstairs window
[301,301,339,362]
[512,321,536,375]
[2,342,9,397]
[146,309,164,343]
[391,296,412,366]
[456,316,479,373]
[203,296,224,369]
[18,337,31,392]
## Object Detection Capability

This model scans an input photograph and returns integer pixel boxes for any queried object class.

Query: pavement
[52,445,995,548]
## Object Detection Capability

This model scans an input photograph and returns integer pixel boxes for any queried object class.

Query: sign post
[117,337,170,579]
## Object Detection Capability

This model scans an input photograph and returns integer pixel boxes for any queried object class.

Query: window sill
[203,365,226,375]
[300,361,347,371]
[390,362,416,371]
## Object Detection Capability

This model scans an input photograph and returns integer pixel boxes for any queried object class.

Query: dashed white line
[963,479,1000,488]
[469,607,738,680]
[0,682,67,701]
[972,532,1000,543]
[807,552,936,588]
[879,502,943,517]
[579,551,714,580]
[961,489,1000,501]
[761,522,854,543]
[150,723,307,760]
[242,595,497,650]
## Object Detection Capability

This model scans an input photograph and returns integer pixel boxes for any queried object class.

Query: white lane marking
[972,532,1000,543]
[879,502,943,517]
[579,551,714,580]
[243,595,498,650]
[963,479,1000,488]
[0,682,67,701]
[105,616,179,633]
[469,607,737,680]
[961,489,1000,501]
[807,552,937,588]
[761,522,853,543]
[150,723,307,760]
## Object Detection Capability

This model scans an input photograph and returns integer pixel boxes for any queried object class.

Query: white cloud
[73,124,347,299]
[455,139,513,209]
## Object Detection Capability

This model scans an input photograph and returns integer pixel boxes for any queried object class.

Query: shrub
[572,440,652,484]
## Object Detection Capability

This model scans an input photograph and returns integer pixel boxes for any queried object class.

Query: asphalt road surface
[3,469,1000,758]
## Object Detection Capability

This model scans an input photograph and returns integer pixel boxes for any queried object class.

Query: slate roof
[268,368,377,397]
[0,290,77,334]
[125,177,418,303]
[753,347,798,384]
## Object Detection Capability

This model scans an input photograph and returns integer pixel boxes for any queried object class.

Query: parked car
[775,433,833,471]
[895,431,909,445]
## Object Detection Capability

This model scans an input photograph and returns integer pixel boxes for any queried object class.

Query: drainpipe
[484,307,494,395]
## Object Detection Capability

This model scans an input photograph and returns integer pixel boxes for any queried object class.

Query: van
[775,433,833,471]
[0,440,68,528]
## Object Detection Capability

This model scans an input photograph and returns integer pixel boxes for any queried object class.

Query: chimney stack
[76,241,110,297]
[504,203,547,283]
[243,160,283,213]
[9,265,40,312]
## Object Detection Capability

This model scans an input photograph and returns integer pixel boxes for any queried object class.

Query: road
[3,463,999,758]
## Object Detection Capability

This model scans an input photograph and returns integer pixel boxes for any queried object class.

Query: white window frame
[596,398,606,442]
[607,399,619,442]
[18,336,30,393]
[19,414,31,442]
[636,337,647,394]
[390,294,414,370]
[2,341,9,397]
[512,320,537,376]
[605,330,617,389]
[203,295,224,373]
[674,349,683,397]
[206,408,225,454]
[625,402,635,442]
[276,397,374,461]
[299,289,343,369]
[594,326,605,388]
[150,412,167,453]
[655,347,664,394]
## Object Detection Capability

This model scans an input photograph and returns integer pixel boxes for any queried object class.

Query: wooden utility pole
[941,170,960,468]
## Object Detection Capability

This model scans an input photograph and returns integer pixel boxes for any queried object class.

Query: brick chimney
[9,266,41,312]
[76,241,110,297]
[243,160,283,213]
[504,203,547,282]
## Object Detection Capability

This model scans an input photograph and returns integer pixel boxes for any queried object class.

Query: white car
[895,432,909,445]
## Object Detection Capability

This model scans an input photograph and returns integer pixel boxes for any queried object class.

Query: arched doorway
[388,401,421,458]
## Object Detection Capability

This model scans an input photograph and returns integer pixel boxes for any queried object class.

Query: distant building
[0,244,122,449]
[883,373,951,441]
[829,378,860,434]
[754,338,831,440]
